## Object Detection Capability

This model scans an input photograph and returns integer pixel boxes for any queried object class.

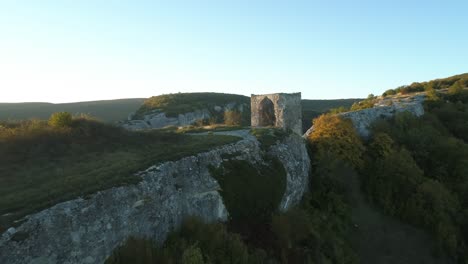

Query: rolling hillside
[0,98,145,122]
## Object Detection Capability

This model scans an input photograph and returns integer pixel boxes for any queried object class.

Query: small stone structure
[251,93,302,135]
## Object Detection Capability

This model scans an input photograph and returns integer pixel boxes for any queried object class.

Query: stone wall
[0,132,310,264]
[251,93,303,135]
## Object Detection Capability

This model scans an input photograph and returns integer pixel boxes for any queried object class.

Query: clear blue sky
[1,0,467,103]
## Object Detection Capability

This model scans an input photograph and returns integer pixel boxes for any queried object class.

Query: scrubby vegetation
[250,128,289,150]
[0,98,144,122]
[349,94,378,111]
[325,94,379,115]
[47,111,73,127]
[0,114,240,232]
[224,110,243,126]
[134,93,250,117]
[210,158,287,232]
[301,99,362,131]
[308,114,364,168]
[361,90,468,262]
[106,218,271,264]
[327,94,378,114]
[382,73,468,97]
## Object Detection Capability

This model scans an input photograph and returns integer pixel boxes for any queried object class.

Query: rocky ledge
[121,102,246,130]
[0,131,310,264]
[305,94,425,138]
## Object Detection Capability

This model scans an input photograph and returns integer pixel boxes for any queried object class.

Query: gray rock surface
[121,102,247,130]
[121,109,211,130]
[270,135,310,210]
[304,94,425,139]
[0,132,310,264]
[251,93,303,135]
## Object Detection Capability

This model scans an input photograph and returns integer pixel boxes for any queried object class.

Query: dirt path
[189,129,258,142]
[345,169,451,264]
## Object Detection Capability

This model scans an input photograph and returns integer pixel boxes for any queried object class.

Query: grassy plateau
[0,117,240,232]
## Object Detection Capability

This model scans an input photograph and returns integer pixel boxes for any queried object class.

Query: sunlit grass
[0,118,240,231]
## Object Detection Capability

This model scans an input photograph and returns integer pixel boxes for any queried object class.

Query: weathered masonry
[251,93,302,135]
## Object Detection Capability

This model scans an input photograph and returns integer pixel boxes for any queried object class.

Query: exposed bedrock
[0,132,310,264]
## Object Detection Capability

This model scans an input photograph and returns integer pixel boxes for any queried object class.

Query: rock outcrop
[0,132,310,264]
[121,102,247,130]
[304,94,425,138]
[121,109,211,130]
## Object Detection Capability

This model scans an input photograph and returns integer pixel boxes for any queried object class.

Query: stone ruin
[251,93,302,135]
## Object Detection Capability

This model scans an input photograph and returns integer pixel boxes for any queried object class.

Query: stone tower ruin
[251,93,302,135]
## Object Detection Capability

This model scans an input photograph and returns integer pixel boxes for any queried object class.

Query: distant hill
[134,93,250,118]
[0,99,145,122]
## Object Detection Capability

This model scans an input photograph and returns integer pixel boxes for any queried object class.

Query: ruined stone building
[251,93,302,135]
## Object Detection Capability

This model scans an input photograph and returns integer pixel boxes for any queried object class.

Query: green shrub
[350,95,377,111]
[449,79,465,95]
[105,217,270,264]
[224,110,242,126]
[328,106,349,114]
[382,89,397,97]
[209,158,286,227]
[308,114,364,169]
[48,112,72,128]
[181,244,204,264]
[250,128,289,150]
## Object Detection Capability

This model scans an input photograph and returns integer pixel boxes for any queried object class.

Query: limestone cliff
[0,131,310,264]
[120,102,247,130]
[304,94,425,138]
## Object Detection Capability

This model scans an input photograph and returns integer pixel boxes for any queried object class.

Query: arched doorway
[258,97,276,126]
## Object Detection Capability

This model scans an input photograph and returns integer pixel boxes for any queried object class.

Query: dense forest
[361,89,468,262]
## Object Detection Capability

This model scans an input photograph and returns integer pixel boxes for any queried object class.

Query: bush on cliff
[48,111,73,128]
[209,158,287,236]
[224,110,242,126]
[350,94,377,111]
[105,217,272,264]
[308,114,364,169]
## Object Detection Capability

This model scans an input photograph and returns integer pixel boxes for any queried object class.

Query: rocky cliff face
[121,102,246,130]
[304,94,425,138]
[0,131,310,264]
